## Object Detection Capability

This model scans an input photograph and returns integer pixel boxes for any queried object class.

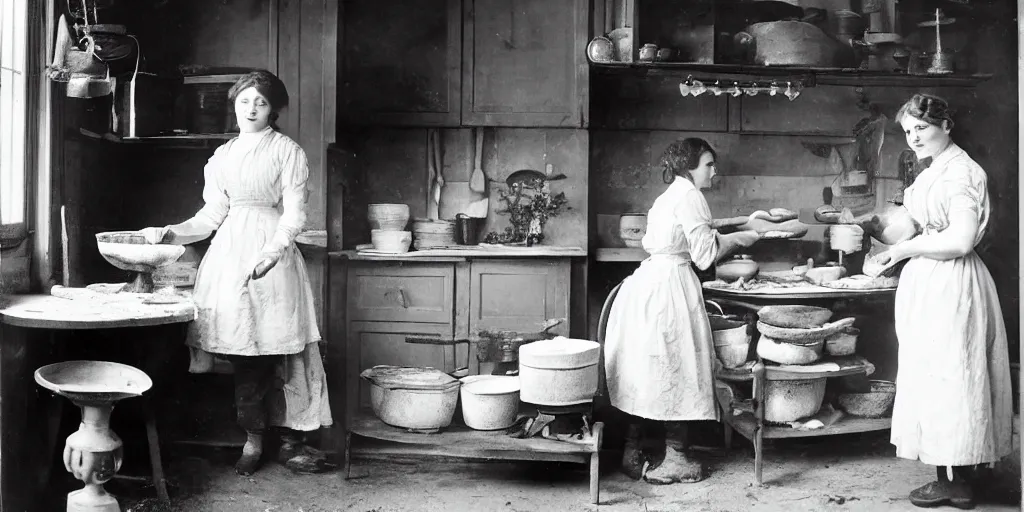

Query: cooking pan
[734,20,856,67]
[475,318,565,363]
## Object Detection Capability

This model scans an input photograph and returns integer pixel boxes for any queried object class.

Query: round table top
[703,285,896,301]
[0,293,195,330]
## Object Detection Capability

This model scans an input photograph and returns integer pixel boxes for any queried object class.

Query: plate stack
[411,218,456,250]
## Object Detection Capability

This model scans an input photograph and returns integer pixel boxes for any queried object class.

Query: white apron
[604,177,720,421]
[173,127,332,431]
[890,143,1012,466]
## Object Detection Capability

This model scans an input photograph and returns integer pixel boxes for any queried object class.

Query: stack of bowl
[411,218,456,250]
[368,204,412,253]
[753,305,859,423]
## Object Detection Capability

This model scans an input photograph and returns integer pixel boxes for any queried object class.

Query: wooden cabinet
[734,86,867,136]
[461,0,589,127]
[590,74,729,131]
[338,0,587,128]
[339,257,573,418]
[468,259,570,334]
[339,0,463,126]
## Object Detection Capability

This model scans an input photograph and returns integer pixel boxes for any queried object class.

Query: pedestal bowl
[35,360,152,404]
[35,360,152,512]
[95,231,185,293]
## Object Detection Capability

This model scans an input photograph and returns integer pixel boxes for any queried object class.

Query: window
[0,0,28,227]
[0,0,51,292]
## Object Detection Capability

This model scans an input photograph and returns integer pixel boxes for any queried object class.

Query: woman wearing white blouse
[142,71,332,476]
[877,93,1011,509]
[604,138,759,484]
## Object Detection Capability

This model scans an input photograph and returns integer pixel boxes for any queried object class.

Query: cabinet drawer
[348,263,455,324]
[469,259,570,335]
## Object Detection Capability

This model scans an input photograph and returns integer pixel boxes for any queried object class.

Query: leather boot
[643,421,704,484]
[620,423,644,480]
[908,466,975,509]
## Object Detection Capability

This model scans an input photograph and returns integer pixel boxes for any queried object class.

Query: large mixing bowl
[95,231,185,272]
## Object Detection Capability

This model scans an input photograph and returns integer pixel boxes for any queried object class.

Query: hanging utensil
[470,128,486,194]
[427,129,443,220]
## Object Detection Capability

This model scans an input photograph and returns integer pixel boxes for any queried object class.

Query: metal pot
[734,20,856,67]
[360,366,462,431]
[765,377,827,423]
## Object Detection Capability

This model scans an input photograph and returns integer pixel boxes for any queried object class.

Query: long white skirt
[890,251,1012,466]
[604,254,719,421]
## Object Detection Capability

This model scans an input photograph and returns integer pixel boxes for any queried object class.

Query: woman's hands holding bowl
[140,227,170,244]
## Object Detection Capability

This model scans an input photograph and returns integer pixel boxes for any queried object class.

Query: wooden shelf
[333,246,587,261]
[594,247,648,262]
[349,410,600,462]
[591,62,993,88]
[728,411,891,439]
[74,128,236,149]
[717,356,876,382]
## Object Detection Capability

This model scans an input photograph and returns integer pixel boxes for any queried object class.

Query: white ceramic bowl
[371,229,412,253]
[459,375,521,430]
[825,328,860,356]
[368,203,410,231]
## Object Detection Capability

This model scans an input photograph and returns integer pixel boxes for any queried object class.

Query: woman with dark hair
[142,70,332,476]
[877,93,1011,509]
[603,138,759,484]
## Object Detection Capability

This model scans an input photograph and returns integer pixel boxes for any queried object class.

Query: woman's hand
[875,244,908,266]
[732,230,761,248]
[140,226,170,244]
[249,254,280,281]
[715,230,762,263]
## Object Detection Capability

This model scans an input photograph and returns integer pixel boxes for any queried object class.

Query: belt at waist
[230,200,277,210]
[644,252,692,265]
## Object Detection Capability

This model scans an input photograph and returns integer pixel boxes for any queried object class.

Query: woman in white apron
[143,71,332,476]
[604,138,759,484]
[877,94,1012,509]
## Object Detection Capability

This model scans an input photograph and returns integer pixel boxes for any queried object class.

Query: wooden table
[0,291,195,510]
[702,282,897,486]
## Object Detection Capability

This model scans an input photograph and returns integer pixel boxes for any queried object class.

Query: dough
[822,275,898,290]
[814,205,841,223]
[769,208,798,221]
[761,230,799,239]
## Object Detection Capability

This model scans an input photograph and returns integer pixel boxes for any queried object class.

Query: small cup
[639,44,658,63]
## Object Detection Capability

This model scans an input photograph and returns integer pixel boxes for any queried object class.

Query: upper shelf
[74,128,236,149]
[590,62,993,88]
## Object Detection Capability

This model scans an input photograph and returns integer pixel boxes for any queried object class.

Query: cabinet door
[348,322,457,410]
[468,259,571,335]
[347,263,455,325]
[736,86,866,136]
[340,0,462,127]
[462,0,588,127]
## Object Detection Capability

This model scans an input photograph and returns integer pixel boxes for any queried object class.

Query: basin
[35,360,152,512]
[95,231,185,293]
